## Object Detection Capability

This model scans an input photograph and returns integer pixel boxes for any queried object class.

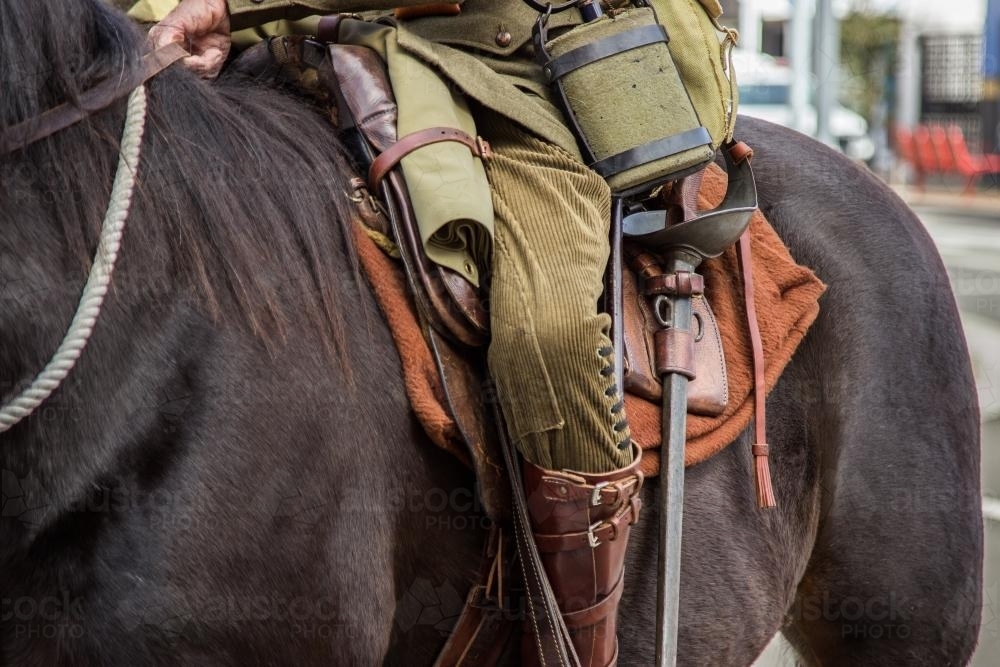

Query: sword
[651,249,701,667]
[622,144,759,666]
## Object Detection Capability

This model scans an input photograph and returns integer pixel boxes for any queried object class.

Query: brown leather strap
[727,140,754,165]
[368,126,491,190]
[494,406,581,666]
[433,526,514,666]
[654,327,695,379]
[534,475,641,507]
[737,230,776,508]
[533,502,640,553]
[624,247,663,280]
[394,3,462,19]
[317,14,348,43]
[561,574,625,629]
[644,271,705,297]
[0,42,188,155]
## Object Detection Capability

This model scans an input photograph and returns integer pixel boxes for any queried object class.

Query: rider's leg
[479,110,643,667]
[481,111,632,474]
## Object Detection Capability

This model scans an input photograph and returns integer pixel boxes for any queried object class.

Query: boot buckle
[588,520,604,548]
[591,481,610,506]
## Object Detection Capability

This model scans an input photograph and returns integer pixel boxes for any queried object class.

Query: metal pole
[983,0,1000,153]
[654,252,697,667]
[814,0,839,146]
[739,0,762,55]
[790,0,815,135]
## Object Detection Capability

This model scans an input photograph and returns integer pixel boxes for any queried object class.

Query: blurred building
[723,0,997,158]
[985,0,999,152]
[892,0,992,151]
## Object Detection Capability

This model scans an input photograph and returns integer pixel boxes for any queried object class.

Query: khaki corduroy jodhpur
[477,111,633,474]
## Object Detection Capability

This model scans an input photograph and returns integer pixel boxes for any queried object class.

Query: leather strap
[0,42,188,155]
[561,574,625,629]
[317,15,348,43]
[535,475,641,507]
[533,501,640,553]
[493,399,581,667]
[737,230,776,508]
[644,271,705,297]
[395,3,462,20]
[654,327,695,379]
[433,526,515,667]
[368,126,492,190]
[590,127,712,179]
[543,24,669,82]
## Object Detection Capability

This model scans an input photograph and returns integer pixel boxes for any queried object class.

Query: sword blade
[654,257,696,667]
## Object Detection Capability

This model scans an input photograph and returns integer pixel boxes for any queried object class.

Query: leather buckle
[591,481,609,506]
[475,135,493,159]
[588,520,604,548]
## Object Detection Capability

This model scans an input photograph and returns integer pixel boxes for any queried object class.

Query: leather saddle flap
[321,41,489,347]
[621,266,728,415]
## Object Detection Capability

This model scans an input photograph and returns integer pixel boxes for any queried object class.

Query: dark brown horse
[0,2,983,665]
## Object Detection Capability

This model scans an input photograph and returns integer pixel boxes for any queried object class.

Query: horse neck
[1,44,367,558]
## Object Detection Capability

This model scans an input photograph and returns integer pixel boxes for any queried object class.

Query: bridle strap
[0,42,188,155]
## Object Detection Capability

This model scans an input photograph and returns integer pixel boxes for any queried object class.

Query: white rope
[0,84,148,433]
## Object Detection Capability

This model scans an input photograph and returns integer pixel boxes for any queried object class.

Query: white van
[732,50,875,162]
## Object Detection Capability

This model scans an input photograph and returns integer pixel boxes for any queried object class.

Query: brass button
[495,28,512,48]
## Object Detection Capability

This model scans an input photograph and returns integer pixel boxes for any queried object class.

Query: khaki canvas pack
[652,0,739,149]
[533,0,739,195]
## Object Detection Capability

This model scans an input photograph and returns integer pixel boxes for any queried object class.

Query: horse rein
[0,43,188,434]
[0,42,187,155]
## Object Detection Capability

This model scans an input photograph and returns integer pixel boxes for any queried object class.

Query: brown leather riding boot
[521,448,644,667]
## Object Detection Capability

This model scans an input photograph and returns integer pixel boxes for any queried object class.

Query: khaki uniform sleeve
[227,0,460,31]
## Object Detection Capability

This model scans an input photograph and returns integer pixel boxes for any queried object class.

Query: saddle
[314,32,734,506]
[235,27,820,485]
[229,28,826,667]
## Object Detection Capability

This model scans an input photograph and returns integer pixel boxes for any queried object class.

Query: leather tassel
[754,448,776,508]
[738,228,778,509]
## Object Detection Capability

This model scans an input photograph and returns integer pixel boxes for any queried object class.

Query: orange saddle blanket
[353,163,827,477]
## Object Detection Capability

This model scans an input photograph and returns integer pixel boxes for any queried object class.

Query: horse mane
[0,0,360,362]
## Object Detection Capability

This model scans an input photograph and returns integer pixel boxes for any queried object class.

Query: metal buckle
[522,0,581,13]
[474,136,493,159]
[588,521,604,548]
[591,481,610,507]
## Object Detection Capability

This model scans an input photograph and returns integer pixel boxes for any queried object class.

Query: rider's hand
[148,0,231,79]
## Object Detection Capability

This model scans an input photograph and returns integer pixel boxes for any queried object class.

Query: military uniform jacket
[228,0,584,157]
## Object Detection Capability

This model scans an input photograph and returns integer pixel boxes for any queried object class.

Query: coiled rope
[0,84,148,433]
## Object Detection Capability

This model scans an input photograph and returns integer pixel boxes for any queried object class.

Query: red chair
[929,125,956,173]
[912,125,941,178]
[945,125,1000,192]
[894,126,925,189]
